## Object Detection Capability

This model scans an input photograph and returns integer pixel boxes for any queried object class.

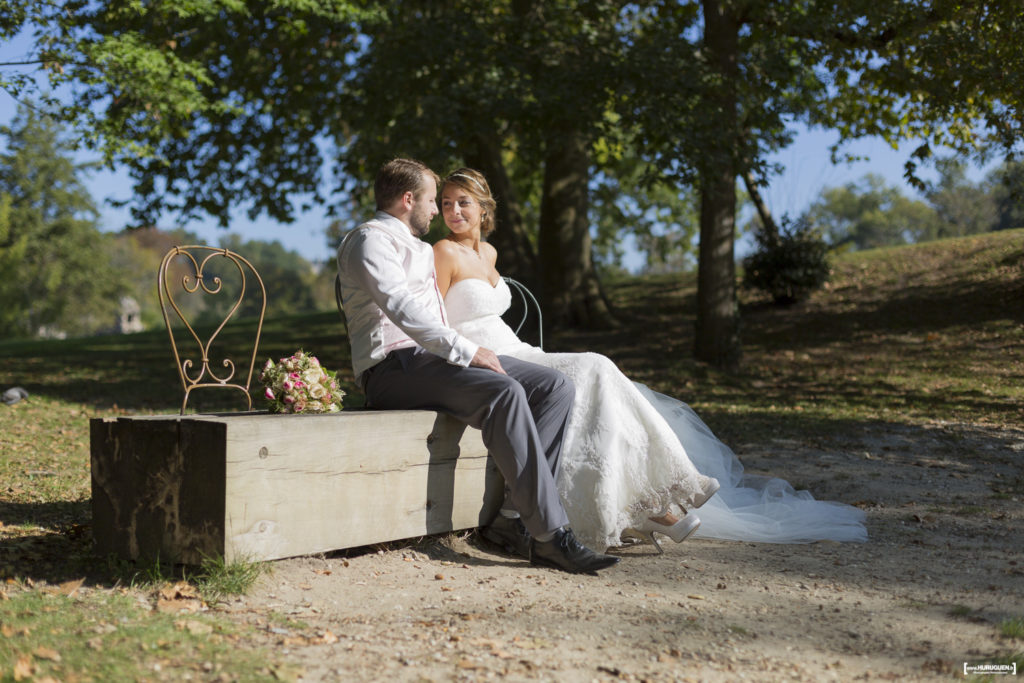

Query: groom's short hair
[375,158,440,210]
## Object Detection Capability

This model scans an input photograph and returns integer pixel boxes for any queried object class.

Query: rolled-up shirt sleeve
[341,228,479,366]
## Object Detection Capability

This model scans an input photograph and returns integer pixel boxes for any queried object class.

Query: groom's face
[409,175,439,237]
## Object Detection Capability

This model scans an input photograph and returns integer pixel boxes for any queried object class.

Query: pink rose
[264,387,275,400]
[283,395,296,404]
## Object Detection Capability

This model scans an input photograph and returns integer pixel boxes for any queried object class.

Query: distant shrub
[742,217,830,305]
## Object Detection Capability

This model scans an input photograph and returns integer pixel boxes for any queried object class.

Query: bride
[433,167,867,552]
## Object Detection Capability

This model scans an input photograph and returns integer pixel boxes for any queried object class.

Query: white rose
[302,369,321,385]
[308,383,326,400]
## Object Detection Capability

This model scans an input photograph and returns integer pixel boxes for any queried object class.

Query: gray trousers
[364,347,573,537]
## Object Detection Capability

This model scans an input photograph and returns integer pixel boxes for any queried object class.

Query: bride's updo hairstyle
[443,167,498,237]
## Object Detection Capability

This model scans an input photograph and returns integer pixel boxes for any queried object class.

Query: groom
[336,158,618,574]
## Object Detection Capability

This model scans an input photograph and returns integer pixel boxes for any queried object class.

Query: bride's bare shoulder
[480,241,498,265]
[433,239,460,260]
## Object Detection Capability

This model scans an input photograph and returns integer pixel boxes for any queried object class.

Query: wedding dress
[444,277,868,550]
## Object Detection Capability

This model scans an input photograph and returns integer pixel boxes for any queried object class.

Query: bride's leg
[649,511,680,526]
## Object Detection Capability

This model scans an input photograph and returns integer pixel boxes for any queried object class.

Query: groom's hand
[470,348,507,375]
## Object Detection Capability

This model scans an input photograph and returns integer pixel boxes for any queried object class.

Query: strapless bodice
[445,277,511,324]
[444,278,531,355]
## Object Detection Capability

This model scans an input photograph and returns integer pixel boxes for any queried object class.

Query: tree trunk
[537,130,617,329]
[696,173,740,368]
[465,135,539,287]
[695,0,741,369]
[743,169,778,240]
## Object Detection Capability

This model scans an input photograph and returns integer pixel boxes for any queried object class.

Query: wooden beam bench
[90,410,503,564]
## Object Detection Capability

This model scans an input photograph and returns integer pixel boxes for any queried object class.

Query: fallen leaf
[470,638,502,650]
[159,581,199,601]
[156,598,201,614]
[13,655,34,681]
[269,664,305,681]
[175,619,213,636]
[59,578,85,596]
[32,646,61,662]
[687,594,706,600]
[312,630,338,645]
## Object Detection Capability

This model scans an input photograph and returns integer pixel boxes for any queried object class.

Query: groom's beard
[409,207,432,237]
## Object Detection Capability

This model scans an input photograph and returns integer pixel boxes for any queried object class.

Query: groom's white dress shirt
[337,211,479,385]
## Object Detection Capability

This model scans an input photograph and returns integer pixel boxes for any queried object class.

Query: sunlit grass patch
[194,554,272,605]
[0,588,276,682]
[1001,617,1024,640]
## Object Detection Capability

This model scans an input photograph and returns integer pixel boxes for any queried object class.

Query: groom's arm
[339,228,480,367]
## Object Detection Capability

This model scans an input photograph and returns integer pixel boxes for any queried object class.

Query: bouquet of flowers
[258,350,345,414]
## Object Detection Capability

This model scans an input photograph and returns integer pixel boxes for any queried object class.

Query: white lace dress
[444,278,868,550]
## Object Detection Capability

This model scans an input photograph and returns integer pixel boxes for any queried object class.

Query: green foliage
[817,1,1024,180]
[8,0,1024,357]
[990,161,1024,231]
[924,157,997,238]
[591,157,701,273]
[742,216,830,305]
[3,0,377,226]
[216,234,321,318]
[805,173,940,251]
[806,159,1017,253]
[0,104,126,338]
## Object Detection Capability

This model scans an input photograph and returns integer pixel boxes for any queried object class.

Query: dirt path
[214,420,1023,682]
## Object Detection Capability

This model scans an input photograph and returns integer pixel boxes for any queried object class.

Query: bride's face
[441,186,482,235]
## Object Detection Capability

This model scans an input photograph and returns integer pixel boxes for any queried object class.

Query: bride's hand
[470,347,506,375]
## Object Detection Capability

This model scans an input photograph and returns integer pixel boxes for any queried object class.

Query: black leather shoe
[481,515,532,559]
[530,528,620,574]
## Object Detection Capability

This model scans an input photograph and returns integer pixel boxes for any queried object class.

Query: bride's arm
[433,241,459,297]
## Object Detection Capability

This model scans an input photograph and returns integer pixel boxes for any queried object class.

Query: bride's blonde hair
[443,167,498,237]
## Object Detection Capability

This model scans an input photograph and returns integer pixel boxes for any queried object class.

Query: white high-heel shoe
[621,513,701,554]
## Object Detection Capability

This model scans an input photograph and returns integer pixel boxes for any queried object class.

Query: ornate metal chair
[333,273,543,349]
[158,246,267,414]
[501,276,543,349]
